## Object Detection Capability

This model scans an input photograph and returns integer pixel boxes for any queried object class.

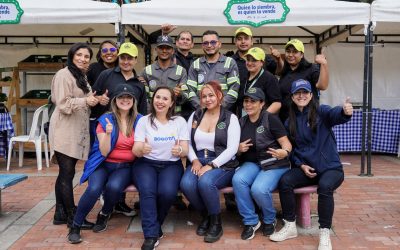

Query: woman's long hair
[287,95,319,144]
[281,57,312,77]
[96,40,119,65]
[109,96,138,137]
[149,86,176,129]
[67,43,93,94]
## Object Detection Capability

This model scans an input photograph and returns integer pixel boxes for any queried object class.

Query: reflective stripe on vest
[224,57,232,69]
[176,65,183,76]
[145,65,152,76]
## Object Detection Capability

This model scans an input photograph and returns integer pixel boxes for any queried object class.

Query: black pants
[278,167,344,229]
[54,151,78,210]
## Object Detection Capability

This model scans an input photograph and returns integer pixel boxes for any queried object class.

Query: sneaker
[141,237,159,250]
[241,221,261,240]
[269,219,298,242]
[67,226,82,244]
[92,212,110,233]
[318,228,332,250]
[262,222,276,236]
[114,201,137,217]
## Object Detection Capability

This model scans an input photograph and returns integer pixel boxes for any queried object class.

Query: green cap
[245,47,265,61]
[118,42,138,57]
[235,27,252,37]
[285,39,304,53]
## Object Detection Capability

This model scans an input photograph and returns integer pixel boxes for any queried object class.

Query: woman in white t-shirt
[180,81,241,243]
[132,86,189,250]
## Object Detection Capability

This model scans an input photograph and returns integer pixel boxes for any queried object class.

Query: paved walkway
[1,154,400,249]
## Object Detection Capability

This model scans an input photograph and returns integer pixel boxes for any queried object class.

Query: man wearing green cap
[231,27,278,115]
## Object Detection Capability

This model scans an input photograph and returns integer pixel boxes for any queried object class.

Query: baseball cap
[291,79,312,94]
[285,39,305,53]
[244,87,265,101]
[118,42,138,57]
[245,47,266,61]
[235,27,252,37]
[112,83,137,100]
[156,35,174,48]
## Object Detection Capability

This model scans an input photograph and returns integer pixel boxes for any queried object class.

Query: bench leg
[296,193,312,229]
[0,190,2,214]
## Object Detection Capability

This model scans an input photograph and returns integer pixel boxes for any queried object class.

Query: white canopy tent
[121,0,370,38]
[0,0,121,68]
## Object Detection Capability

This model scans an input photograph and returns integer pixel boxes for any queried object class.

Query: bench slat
[0,174,28,189]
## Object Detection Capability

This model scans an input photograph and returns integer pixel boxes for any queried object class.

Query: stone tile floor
[0,153,399,249]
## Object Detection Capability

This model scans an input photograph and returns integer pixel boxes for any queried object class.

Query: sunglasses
[202,40,218,47]
[101,47,117,53]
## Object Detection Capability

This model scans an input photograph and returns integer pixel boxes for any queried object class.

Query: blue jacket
[285,105,351,174]
[80,112,142,184]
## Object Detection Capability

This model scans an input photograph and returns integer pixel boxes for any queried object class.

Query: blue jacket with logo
[285,105,351,174]
[80,112,142,184]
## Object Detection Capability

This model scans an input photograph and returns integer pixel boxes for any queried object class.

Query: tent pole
[367,23,374,176]
[117,23,125,44]
[360,23,370,176]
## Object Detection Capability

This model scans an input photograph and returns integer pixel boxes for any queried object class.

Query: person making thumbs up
[270,79,352,250]
[68,84,142,244]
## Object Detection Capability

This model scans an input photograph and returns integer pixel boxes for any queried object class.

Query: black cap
[244,87,265,101]
[156,35,174,48]
[111,83,137,100]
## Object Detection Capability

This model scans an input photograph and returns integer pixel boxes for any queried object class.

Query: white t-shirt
[134,115,189,161]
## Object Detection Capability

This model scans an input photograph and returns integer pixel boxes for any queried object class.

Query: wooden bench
[124,184,318,229]
[0,173,28,214]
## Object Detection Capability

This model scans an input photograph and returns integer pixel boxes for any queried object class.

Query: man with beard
[184,30,240,112]
[140,35,188,116]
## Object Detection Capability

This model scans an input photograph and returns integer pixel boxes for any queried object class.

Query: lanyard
[245,68,264,91]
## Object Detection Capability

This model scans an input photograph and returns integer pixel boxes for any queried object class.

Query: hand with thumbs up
[171,139,183,157]
[98,89,110,106]
[105,117,113,135]
[343,97,353,116]
[142,138,152,155]
[86,91,99,107]
[269,46,281,61]
[315,47,328,66]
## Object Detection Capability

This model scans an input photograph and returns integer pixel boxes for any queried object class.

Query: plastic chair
[6,105,49,171]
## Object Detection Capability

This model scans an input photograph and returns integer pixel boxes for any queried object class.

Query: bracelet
[178,146,183,155]
[284,149,290,156]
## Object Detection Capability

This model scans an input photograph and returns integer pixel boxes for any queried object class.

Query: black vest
[191,108,239,170]
[239,111,290,170]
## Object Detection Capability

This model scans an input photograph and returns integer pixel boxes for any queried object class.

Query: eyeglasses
[202,40,218,47]
[101,47,117,54]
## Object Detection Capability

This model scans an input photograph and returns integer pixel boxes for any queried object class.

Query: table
[0,112,15,158]
[333,109,400,154]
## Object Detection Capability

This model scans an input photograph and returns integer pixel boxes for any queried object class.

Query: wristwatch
[207,161,218,169]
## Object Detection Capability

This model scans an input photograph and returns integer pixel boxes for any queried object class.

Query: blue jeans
[131,157,183,239]
[180,151,235,215]
[232,162,289,225]
[89,118,97,150]
[73,162,132,226]
[278,167,344,228]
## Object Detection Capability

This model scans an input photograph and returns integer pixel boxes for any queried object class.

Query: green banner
[0,0,23,24]
[224,0,290,27]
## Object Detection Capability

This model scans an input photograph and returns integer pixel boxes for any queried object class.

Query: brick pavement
[0,154,399,249]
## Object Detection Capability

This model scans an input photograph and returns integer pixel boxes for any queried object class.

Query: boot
[204,214,223,243]
[66,207,94,230]
[53,203,67,225]
[196,211,210,236]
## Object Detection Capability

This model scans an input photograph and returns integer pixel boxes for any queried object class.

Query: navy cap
[291,79,312,94]
[156,35,174,48]
[244,87,265,101]
[112,83,137,100]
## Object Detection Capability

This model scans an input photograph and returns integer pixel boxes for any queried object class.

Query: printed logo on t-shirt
[154,135,176,142]
[256,126,265,134]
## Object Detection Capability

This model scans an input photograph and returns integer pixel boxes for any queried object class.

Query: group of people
[48,25,353,250]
